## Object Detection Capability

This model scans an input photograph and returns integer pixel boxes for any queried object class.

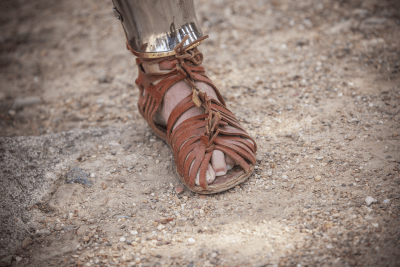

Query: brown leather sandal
[130,36,257,194]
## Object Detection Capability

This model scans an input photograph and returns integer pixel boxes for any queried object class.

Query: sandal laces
[173,35,225,153]
[174,35,206,107]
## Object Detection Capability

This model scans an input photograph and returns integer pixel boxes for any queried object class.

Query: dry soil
[1,0,400,266]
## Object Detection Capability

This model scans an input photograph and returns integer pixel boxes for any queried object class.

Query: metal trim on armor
[112,0,203,55]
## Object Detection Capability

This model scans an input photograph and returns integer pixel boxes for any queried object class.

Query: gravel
[1,0,400,267]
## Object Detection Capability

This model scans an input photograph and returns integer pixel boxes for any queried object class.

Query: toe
[225,154,236,171]
[211,150,227,176]
[206,164,216,184]
[195,163,216,186]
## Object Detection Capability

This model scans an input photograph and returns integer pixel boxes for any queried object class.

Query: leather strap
[134,36,257,190]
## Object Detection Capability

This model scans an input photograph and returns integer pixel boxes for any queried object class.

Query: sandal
[129,35,257,194]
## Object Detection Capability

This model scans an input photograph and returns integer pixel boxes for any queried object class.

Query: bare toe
[225,154,236,171]
[211,150,227,176]
[195,163,215,186]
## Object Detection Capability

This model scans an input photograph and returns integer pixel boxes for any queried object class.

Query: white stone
[365,196,377,206]
[119,237,126,242]
[36,229,51,236]
[188,238,195,245]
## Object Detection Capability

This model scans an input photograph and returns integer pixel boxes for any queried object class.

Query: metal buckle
[113,6,123,21]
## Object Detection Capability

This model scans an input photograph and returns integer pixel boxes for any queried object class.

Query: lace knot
[173,35,222,153]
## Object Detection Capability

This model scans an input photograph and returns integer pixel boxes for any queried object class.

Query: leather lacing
[133,34,257,191]
[172,35,227,155]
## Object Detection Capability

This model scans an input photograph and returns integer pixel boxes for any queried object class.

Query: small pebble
[66,167,93,187]
[36,229,51,236]
[188,238,195,245]
[22,237,34,250]
[119,237,126,242]
[365,196,377,206]
[175,187,184,195]
[315,175,321,182]
[13,96,41,108]
[142,187,151,194]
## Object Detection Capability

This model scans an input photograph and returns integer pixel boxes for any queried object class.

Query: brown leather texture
[134,36,257,193]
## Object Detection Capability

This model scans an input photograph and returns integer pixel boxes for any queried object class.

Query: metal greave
[112,0,203,57]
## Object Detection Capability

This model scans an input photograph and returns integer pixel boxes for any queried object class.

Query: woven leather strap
[135,36,257,190]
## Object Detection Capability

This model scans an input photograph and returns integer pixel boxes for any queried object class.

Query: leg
[112,0,202,55]
[112,0,257,193]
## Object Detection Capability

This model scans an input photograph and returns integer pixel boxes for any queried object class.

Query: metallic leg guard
[112,0,204,58]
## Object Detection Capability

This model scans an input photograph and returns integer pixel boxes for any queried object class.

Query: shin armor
[112,0,204,58]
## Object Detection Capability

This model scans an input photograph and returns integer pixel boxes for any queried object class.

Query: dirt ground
[1,0,400,266]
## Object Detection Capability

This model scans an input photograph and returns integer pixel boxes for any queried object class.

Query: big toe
[195,163,215,186]
[211,150,227,176]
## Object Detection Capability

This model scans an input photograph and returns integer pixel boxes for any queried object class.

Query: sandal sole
[176,165,254,194]
[156,133,255,194]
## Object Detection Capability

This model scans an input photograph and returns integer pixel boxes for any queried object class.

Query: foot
[143,62,236,185]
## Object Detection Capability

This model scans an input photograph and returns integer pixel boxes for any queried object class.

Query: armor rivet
[113,6,123,22]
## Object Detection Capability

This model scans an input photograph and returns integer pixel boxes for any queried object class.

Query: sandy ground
[1,0,400,266]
